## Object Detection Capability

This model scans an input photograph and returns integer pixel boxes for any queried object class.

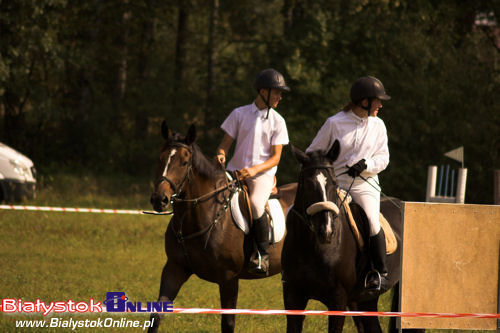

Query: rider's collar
[252,102,272,118]
[347,109,368,123]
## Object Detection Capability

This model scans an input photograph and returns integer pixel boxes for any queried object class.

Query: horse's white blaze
[315,173,328,202]
[315,172,332,234]
[162,149,177,177]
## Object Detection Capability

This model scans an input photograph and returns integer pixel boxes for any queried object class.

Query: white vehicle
[0,142,36,202]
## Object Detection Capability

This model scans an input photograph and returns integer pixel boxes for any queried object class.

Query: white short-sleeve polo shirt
[221,102,289,176]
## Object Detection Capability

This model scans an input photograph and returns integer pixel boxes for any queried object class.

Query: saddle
[237,174,279,223]
[226,172,287,244]
[337,189,397,255]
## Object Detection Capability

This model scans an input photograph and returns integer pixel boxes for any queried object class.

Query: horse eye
[182,161,188,166]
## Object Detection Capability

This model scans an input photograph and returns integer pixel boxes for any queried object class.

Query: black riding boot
[365,228,389,291]
[248,214,270,275]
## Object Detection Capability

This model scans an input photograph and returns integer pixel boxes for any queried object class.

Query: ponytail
[342,102,355,112]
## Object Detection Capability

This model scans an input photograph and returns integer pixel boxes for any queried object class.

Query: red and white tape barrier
[100,307,499,318]
[169,308,500,318]
[2,205,499,320]
[0,204,145,215]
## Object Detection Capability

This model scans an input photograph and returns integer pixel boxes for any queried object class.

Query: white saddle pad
[229,190,286,244]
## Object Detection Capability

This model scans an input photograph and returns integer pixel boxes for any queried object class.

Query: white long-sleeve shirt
[306,110,389,177]
[221,102,289,176]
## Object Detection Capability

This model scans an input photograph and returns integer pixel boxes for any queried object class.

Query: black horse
[282,142,411,333]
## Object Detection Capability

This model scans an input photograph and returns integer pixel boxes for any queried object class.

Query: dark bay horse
[282,142,407,333]
[148,122,296,333]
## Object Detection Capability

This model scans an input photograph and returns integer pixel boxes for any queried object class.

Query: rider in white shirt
[307,76,391,290]
[216,69,290,275]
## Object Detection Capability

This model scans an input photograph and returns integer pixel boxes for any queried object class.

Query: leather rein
[155,141,240,249]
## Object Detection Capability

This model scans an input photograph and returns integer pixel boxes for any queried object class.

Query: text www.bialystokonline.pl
[15,317,155,330]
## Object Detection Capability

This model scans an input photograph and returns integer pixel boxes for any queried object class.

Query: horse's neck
[293,185,307,212]
[184,169,222,199]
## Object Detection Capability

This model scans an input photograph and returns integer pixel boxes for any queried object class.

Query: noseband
[155,142,193,200]
[292,164,341,231]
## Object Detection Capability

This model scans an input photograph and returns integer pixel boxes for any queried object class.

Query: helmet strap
[258,88,272,119]
[360,98,373,116]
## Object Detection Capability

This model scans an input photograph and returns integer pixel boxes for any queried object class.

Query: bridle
[291,163,344,232]
[155,142,194,202]
[153,141,240,260]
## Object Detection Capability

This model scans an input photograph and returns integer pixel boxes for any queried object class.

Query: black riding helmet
[253,69,290,119]
[350,76,390,114]
[253,68,291,92]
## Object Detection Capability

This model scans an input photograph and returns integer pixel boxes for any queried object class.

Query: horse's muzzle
[150,192,170,212]
[306,201,338,244]
[310,210,335,244]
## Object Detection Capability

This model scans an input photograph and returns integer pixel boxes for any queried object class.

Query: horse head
[150,121,196,212]
[291,140,341,244]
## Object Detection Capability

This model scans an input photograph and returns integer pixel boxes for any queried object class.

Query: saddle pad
[229,191,286,244]
[379,213,397,255]
[337,189,397,255]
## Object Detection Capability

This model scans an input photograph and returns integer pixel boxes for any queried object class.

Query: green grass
[0,206,386,332]
[1,173,485,332]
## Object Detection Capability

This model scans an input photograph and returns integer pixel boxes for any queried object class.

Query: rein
[359,175,401,209]
[157,141,242,253]
[169,177,239,254]
[171,179,238,205]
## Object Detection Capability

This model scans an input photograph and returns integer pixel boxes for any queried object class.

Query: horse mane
[190,143,225,179]
[162,131,224,180]
[306,150,334,167]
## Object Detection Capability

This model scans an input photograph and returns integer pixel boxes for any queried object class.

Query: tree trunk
[172,0,190,111]
[113,8,131,130]
[204,0,219,135]
[2,90,27,148]
[135,15,155,139]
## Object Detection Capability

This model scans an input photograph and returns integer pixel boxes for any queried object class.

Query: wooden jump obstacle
[400,202,500,331]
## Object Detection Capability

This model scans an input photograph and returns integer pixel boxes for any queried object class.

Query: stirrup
[364,269,382,291]
[257,251,263,268]
[249,251,269,275]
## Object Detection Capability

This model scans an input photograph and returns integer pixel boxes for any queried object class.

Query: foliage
[0,0,498,203]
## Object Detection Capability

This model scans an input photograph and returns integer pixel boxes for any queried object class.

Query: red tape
[166,308,500,318]
[0,204,144,215]
[3,204,499,320]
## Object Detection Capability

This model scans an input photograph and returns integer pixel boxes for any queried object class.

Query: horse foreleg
[219,279,239,333]
[283,282,308,333]
[351,298,382,333]
[325,289,349,333]
[148,260,191,333]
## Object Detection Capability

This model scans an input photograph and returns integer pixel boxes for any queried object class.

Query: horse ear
[185,124,196,145]
[326,140,340,162]
[290,144,309,165]
[161,120,172,141]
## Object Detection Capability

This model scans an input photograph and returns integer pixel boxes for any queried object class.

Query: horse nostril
[162,196,170,204]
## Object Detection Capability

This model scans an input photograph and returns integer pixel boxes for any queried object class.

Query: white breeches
[246,173,275,218]
[338,174,381,236]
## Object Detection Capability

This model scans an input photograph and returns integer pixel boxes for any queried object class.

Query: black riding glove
[347,159,367,178]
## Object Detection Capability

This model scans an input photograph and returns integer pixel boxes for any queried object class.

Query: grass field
[0,173,485,332]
